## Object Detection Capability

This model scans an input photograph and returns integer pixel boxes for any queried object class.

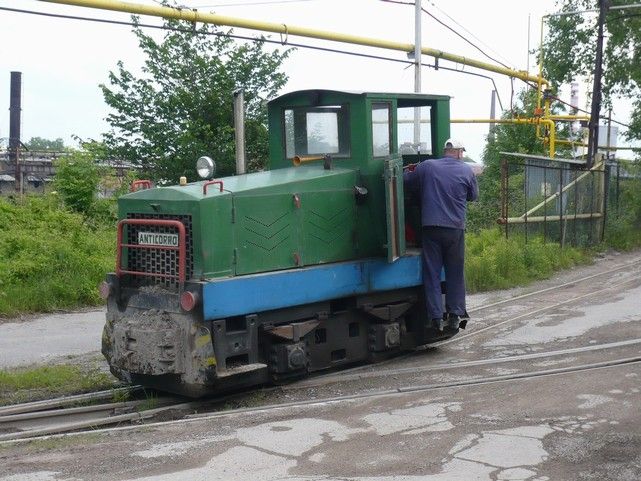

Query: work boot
[459,310,470,330]
[446,313,460,330]
[432,318,444,332]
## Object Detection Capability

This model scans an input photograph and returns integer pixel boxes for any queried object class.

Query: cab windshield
[283,105,351,159]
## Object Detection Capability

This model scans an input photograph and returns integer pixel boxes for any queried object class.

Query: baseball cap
[444,139,466,151]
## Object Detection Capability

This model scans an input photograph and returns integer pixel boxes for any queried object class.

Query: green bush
[53,150,106,215]
[605,173,641,251]
[0,195,115,317]
[465,228,588,293]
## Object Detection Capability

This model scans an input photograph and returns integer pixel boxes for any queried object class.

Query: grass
[0,364,118,406]
[464,228,590,293]
[0,195,115,317]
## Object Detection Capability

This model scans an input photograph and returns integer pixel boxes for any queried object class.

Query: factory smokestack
[9,71,22,191]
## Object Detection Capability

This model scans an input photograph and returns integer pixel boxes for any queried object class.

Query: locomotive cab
[101,89,455,397]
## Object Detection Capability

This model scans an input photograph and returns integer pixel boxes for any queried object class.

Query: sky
[0,0,628,162]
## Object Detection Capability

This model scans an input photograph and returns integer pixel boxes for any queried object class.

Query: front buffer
[102,252,458,398]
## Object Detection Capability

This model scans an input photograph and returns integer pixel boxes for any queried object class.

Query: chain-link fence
[498,155,617,247]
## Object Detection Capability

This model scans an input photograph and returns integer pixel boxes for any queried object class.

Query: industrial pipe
[293,155,324,166]
[451,117,556,158]
[233,90,246,175]
[39,0,548,85]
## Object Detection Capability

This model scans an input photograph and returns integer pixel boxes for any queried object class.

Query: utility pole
[586,0,609,169]
[489,90,497,138]
[413,0,422,152]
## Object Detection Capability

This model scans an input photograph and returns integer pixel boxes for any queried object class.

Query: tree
[54,150,105,216]
[101,14,290,182]
[542,0,641,144]
[26,137,66,151]
[467,89,569,231]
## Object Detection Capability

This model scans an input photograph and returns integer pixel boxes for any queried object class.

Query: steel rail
[0,400,202,442]
[0,386,140,417]
[0,400,144,424]
[286,336,641,389]
[441,273,641,347]
[2,355,639,446]
[38,0,547,85]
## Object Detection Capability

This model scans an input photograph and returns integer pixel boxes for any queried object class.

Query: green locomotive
[100,89,456,397]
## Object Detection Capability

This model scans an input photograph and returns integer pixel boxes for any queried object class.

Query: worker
[403,139,479,332]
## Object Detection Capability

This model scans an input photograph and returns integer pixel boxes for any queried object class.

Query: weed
[464,229,589,293]
[137,390,159,412]
[0,195,115,317]
[111,388,131,404]
[0,364,118,406]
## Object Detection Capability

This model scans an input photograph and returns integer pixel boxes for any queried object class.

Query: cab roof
[269,89,450,108]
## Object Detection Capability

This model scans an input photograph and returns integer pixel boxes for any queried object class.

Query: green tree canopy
[542,0,640,142]
[468,89,569,231]
[26,137,66,151]
[101,15,290,182]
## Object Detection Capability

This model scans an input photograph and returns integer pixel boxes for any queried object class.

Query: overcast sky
[1,0,629,162]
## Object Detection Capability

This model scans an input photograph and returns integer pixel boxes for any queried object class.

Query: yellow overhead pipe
[39,0,548,85]
[547,115,590,121]
[451,118,556,158]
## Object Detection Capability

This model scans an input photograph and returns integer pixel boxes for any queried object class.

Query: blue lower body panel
[202,254,423,320]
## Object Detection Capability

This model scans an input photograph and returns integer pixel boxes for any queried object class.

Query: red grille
[118,215,193,288]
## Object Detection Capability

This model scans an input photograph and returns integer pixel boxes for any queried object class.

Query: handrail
[130,180,152,192]
[203,180,224,195]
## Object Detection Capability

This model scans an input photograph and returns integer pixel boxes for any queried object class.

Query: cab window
[284,105,350,158]
[372,102,391,157]
[397,106,432,155]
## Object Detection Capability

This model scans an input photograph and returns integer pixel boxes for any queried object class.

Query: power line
[380,0,513,70]
[427,0,516,68]
[520,80,631,129]
[0,4,506,104]
[6,4,633,130]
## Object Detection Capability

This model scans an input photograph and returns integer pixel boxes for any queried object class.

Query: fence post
[559,167,564,247]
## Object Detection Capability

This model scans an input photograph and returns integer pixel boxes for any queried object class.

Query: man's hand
[404,163,417,172]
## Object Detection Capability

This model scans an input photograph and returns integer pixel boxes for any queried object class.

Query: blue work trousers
[421,226,467,320]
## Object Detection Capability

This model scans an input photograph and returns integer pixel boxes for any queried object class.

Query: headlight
[196,156,216,179]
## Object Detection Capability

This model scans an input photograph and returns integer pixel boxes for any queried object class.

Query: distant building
[0,150,137,195]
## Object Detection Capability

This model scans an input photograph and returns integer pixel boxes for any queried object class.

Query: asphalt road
[1,250,640,480]
[0,309,105,368]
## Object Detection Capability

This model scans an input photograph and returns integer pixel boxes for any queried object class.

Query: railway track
[0,387,195,442]
[3,348,639,446]
[286,335,641,389]
[2,255,639,444]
